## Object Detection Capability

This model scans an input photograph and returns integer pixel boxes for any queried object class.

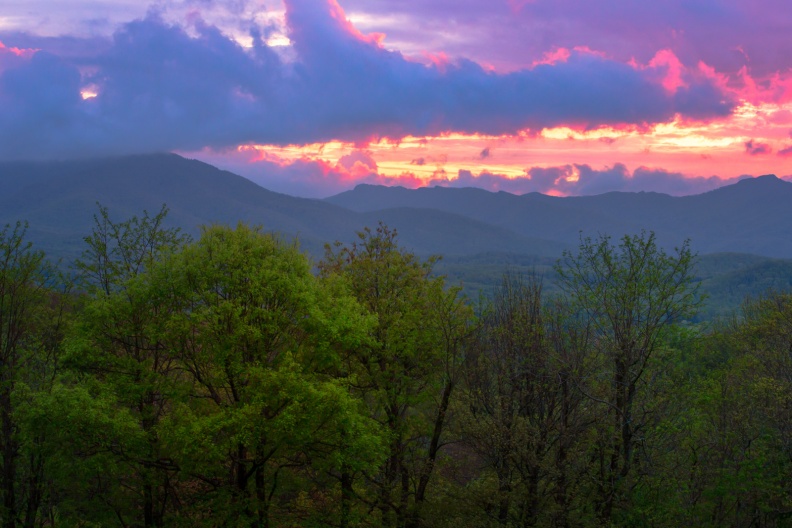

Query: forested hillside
[434,251,792,321]
[2,154,792,321]
[1,208,791,527]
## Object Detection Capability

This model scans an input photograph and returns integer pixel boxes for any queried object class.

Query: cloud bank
[341,0,792,86]
[0,0,735,160]
[200,147,745,198]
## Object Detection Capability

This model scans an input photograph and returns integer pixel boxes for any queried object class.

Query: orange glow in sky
[236,98,792,194]
[5,0,792,197]
[208,2,792,196]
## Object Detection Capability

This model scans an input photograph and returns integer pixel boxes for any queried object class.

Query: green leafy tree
[0,222,67,528]
[64,205,189,527]
[159,223,383,527]
[75,203,189,294]
[629,323,790,528]
[320,224,473,528]
[457,273,592,528]
[554,231,700,523]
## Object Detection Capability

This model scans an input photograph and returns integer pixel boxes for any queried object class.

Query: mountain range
[326,175,792,257]
[0,154,562,260]
[3,152,791,259]
[1,152,791,318]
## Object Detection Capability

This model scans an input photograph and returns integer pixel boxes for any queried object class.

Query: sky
[1,0,791,197]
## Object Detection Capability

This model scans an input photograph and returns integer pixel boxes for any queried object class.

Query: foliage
[0,222,68,528]
[554,231,701,523]
[456,273,592,527]
[320,223,474,528]
[5,209,792,528]
[157,223,385,527]
[74,203,189,295]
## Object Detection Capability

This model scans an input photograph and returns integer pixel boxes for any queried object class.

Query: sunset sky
[2,0,792,197]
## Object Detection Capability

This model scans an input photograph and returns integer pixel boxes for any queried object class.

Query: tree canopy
[0,212,789,528]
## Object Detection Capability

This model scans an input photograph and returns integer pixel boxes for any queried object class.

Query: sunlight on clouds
[346,12,406,29]
[237,104,792,192]
[565,165,581,183]
[730,102,792,133]
[0,17,16,31]
[79,82,99,100]
[541,126,636,141]
[265,34,292,47]
[650,121,736,149]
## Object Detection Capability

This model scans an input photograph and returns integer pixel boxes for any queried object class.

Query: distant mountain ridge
[1,153,790,261]
[326,175,792,257]
[0,154,563,260]
[2,153,791,320]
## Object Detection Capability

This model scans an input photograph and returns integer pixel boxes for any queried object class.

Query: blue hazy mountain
[326,175,792,257]
[0,153,562,260]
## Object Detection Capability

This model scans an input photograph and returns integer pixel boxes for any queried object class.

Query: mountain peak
[353,183,389,190]
[735,174,785,186]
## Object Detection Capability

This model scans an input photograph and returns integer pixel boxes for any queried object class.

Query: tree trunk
[144,481,155,528]
[23,451,43,528]
[254,465,269,528]
[408,380,455,528]
[340,466,352,528]
[1,385,17,528]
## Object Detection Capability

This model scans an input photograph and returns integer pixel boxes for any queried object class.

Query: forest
[0,205,791,528]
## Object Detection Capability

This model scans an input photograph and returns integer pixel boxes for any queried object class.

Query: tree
[65,205,189,527]
[554,231,700,523]
[75,203,188,294]
[0,222,65,528]
[159,223,383,527]
[320,224,473,528]
[727,291,792,523]
[457,273,592,528]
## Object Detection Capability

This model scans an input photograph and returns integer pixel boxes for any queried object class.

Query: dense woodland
[0,205,791,528]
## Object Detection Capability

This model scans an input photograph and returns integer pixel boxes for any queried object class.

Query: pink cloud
[532,47,571,67]
[422,51,451,72]
[647,50,687,93]
[0,40,37,74]
[322,0,387,47]
[337,150,378,178]
[338,0,792,105]
[0,41,35,58]
[431,164,735,197]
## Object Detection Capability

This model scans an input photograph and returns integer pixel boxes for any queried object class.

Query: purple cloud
[436,163,733,197]
[341,0,792,80]
[745,139,772,156]
[778,145,792,157]
[0,0,735,160]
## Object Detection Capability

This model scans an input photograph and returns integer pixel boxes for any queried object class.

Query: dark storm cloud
[0,0,736,160]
